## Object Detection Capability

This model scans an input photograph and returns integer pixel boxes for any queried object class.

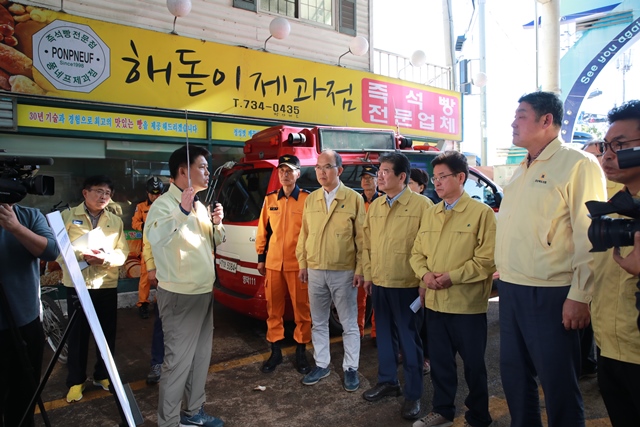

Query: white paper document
[410,296,422,313]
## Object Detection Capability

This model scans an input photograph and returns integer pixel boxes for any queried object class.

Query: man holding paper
[410,151,496,427]
[59,175,128,403]
[361,152,432,421]
[145,145,225,427]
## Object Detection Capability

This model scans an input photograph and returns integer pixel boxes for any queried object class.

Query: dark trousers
[0,317,44,427]
[151,305,164,366]
[372,285,423,401]
[419,309,429,359]
[498,280,584,427]
[598,355,640,427]
[579,323,597,375]
[66,287,117,388]
[427,309,492,427]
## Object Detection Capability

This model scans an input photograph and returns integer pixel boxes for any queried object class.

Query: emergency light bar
[317,128,396,152]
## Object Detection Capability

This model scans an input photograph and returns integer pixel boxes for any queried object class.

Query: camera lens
[588,216,640,252]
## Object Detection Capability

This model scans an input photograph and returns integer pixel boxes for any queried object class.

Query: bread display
[0,3,54,95]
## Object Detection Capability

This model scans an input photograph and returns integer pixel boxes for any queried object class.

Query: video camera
[0,153,55,204]
[586,147,640,252]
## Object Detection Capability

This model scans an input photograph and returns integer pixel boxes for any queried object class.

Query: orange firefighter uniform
[256,185,311,344]
[358,190,381,338]
[132,199,152,306]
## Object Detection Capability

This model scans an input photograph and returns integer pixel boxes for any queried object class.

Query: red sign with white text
[361,78,461,139]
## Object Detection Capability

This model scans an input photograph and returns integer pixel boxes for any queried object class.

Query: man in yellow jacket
[296,149,365,392]
[59,175,128,403]
[495,91,606,427]
[410,151,495,427]
[145,145,225,427]
[361,152,432,421]
[591,100,640,426]
[255,155,311,375]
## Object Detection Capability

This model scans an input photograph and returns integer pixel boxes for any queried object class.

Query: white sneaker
[413,412,453,427]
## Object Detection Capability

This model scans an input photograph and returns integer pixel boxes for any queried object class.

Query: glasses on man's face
[377,169,393,177]
[314,164,337,172]
[430,173,455,184]
[597,137,640,154]
[89,188,112,198]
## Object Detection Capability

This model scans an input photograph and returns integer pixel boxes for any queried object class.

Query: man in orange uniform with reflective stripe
[132,177,164,319]
[256,155,312,374]
[358,165,380,342]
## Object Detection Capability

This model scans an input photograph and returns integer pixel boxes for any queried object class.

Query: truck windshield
[218,164,399,223]
[218,168,271,222]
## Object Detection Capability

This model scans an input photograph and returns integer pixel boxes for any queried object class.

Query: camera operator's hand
[562,299,591,330]
[0,203,48,257]
[0,203,20,232]
[613,231,640,276]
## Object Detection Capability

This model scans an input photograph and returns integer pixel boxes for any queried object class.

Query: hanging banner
[0,3,462,140]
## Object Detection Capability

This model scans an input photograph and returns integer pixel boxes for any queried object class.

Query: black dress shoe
[362,383,402,402]
[401,399,421,420]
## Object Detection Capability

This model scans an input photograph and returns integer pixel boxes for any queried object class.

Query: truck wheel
[328,295,372,336]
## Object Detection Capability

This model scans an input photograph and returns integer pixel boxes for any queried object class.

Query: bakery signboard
[32,20,110,92]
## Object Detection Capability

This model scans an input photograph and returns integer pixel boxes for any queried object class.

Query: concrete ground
[33,299,612,427]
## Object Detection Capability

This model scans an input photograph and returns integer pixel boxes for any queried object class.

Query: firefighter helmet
[146,177,164,195]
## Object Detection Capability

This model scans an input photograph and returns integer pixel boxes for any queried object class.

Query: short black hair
[169,145,210,179]
[410,168,429,187]
[608,100,640,128]
[83,175,114,192]
[431,151,469,184]
[379,152,410,184]
[518,91,563,127]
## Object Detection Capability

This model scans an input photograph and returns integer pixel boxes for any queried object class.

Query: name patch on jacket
[72,220,83,225]
[534,173,547,185]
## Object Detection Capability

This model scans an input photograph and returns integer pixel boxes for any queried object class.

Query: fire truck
[212,125,502,333]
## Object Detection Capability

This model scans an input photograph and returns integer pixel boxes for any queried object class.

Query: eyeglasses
[314,164,337,172]
[430,173,455,184]
[377,169,393,176]
[597,137,640,154]
[89,188,112,198]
